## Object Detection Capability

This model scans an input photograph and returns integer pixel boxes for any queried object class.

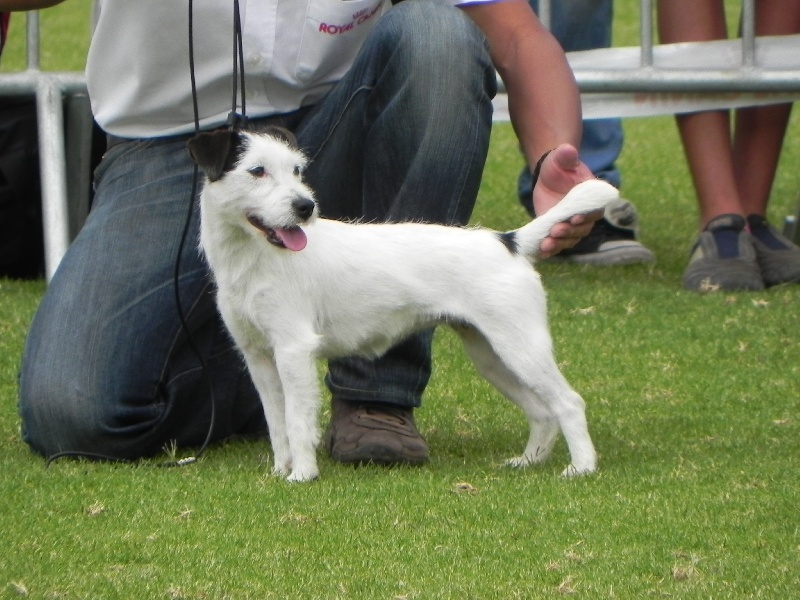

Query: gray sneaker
[747,214,800,287]
[683,214,764,292]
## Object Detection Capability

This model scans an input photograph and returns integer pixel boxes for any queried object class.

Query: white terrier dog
[188,127,618,482]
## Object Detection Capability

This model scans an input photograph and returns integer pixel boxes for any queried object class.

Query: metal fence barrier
[1,1,799,279]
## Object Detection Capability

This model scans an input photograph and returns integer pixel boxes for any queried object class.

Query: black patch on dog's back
[497,231,519,254]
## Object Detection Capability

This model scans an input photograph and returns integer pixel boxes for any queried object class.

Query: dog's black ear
[187,130,245,182]
[260,126,298,150]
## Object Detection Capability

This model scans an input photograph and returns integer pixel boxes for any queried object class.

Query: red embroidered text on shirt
[319,5,381,35]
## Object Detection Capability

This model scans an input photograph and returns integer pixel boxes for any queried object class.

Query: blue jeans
[18,0,496,459]
[518,0,623,207]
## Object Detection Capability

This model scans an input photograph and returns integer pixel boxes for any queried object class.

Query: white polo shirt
[87,0,497,138]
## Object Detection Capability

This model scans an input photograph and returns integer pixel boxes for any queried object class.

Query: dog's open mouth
[246,214,307,252]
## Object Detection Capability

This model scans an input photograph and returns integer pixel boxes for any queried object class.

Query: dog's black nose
[292,197,316,220]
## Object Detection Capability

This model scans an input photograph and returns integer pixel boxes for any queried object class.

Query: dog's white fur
[189,129,618,482]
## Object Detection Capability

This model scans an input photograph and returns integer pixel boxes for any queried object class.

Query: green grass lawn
[2,1,799,599]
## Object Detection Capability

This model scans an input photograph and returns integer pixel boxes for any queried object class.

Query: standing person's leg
[734,0,800,217]
[658,0,739,227]
[293,0,496,464]
[19,136,266,461]
[736,0,800,285]
[658,0,762,291]
[738,103,800,286]
[734,104,792,218]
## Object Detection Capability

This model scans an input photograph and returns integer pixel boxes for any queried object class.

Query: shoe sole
[550,240,655,266]
[323,421,429,466]
[683,260,765,292]
[329,444,429,466]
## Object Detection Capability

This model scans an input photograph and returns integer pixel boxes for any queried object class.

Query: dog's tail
[512,179,620,260]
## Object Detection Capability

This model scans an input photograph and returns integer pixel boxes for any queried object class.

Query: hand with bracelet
[464,1,604,261]
[531,145,601,259]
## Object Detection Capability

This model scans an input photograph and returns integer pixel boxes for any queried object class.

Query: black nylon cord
[45,0,253,468]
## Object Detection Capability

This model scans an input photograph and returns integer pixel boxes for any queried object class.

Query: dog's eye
[247,166,267,178]
[293,165,302,178]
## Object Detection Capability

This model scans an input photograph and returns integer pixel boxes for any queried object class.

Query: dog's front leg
[274,346,322,482]
[243,353,293,477]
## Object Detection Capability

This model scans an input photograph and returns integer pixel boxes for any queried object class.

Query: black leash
[47,1,250,468]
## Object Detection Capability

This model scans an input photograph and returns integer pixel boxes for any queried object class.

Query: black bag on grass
[0,97,44,279]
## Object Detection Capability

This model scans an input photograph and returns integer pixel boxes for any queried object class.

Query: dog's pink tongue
[276,227,307,251]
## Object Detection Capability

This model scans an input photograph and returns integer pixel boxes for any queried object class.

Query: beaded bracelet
[530,148,554,193]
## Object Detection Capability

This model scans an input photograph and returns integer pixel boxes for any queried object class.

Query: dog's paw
[560,463,596,478]
[272,455,292,477]
[504,455,534,468]
[287,467,319,483]
[504,446,553,468]
[272,464,291,477]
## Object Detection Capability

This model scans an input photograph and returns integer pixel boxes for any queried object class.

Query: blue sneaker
[747,214,800,287]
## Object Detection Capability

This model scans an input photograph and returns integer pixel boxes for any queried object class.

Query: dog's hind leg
[456,325,560,465]
[523,366,597,477]
[456,323,596,476]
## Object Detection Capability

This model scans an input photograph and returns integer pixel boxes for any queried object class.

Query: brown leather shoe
[324,397,429,465]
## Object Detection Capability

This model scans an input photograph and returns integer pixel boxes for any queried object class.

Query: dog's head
[188,127,317,252]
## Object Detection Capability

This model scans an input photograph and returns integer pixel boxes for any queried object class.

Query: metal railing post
[538,0,551,31]
[640,0,653,67]
[741,0,756,67]
[25,10,39,70]
[36,78,71,281]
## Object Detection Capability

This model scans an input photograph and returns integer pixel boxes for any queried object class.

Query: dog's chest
[314,310,435,359]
